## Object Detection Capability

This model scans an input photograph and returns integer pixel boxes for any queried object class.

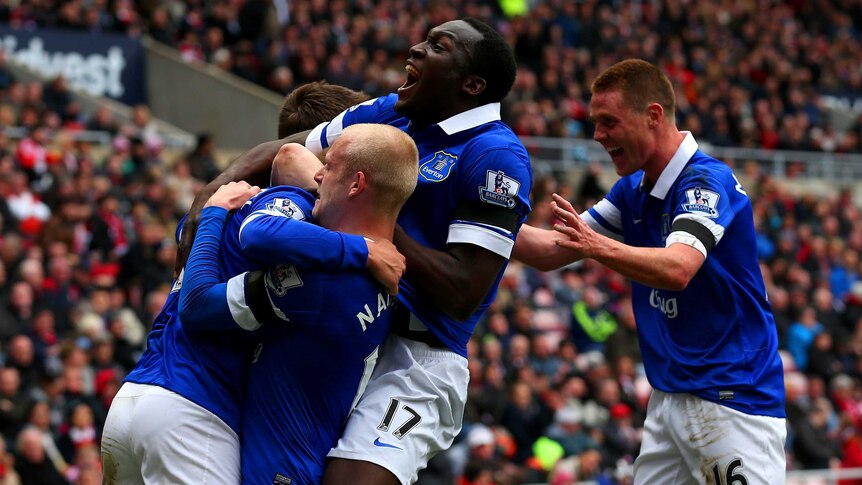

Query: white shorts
[100,382,240,485]
[327,334,470,485]
[634,390,786,485]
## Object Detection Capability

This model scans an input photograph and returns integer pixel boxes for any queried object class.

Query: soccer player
[99,85,389,485]
[277,81,370,138]
[513,59,786,484]
[179,124,419,484]
[177,18,532,485]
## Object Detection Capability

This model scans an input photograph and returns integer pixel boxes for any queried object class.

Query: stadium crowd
[3,0,862,154]
[0,0,861,484]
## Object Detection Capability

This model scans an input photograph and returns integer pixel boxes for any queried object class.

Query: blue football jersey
[306,94,533,357]
[585,134,785,418]
[238,258,394,484]
[124,186,317,432]
[177,201,395,485]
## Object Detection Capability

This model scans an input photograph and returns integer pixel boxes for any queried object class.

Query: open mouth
[606,146,624,158]
[398,65,420,92]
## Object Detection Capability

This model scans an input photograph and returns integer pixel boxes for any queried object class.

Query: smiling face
[394,20,483,125]
[590,89,657,177]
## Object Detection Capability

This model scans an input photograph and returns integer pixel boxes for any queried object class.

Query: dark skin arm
[393,225,506,321]
[174,130,310,277]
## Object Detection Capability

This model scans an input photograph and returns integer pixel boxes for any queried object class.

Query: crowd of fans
[3,0,862,154]
[0,0,861,484]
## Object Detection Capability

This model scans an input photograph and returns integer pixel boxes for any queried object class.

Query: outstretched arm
[512,223,582,272]
[550,194,704,290]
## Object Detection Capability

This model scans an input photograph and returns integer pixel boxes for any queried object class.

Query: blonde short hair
[336,124,418,214]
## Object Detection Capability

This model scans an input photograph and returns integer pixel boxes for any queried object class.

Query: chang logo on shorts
[266,198,306,220]
[265,264,303,296]
[479,170,520,208]
[419,151,457,182]
[681,187,719,218]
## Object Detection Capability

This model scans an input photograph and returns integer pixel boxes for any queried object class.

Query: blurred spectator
[13,426,67,485]
[792,398,841,470]
[546,406,599,457]
[186,133,219,182]
[808,332,845,383]
[0,368,32,440]
[7,335,44,392]
[56,402,98,463]
[548,447,603,485]
[569,287,616,355]
[500,381,553,464]
[84,107,118,136]
[788,306,824,371]
[604,298,640,366]
[600,403,641,467]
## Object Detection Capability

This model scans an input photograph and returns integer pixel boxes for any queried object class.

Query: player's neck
[410,99,479,130]
[643,129,685,184]
[331,214,396,243]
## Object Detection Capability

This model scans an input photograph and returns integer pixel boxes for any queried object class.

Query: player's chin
[393,95,412,114]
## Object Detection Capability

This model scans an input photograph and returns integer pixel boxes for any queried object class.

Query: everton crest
[419,151,457,182]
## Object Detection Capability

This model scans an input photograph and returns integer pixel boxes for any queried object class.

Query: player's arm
[269,142,322,193]
[512,224,580,272]
[394,148,533,320]
[239,213,404,295]
[179,182,264,331]
[239,214,369,271]
[175,131,312,276]
[514,196,624,271]
[394,227,505,321]
[550,194,705,290]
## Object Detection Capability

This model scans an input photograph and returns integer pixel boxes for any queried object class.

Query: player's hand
[205,181,261,210]
[366,238,406,296]
[550,193,600,259]
[270,143,323,193]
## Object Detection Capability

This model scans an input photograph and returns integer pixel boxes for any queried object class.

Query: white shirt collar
[645,131,698,200]
[437,103,501,135]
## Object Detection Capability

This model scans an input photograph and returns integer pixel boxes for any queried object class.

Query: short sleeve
[448,140,532,258]
[667,169,737,258]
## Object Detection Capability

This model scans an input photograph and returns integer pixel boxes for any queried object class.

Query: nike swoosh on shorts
[373,437,402,450]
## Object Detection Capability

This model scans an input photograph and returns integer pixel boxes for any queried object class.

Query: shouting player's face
[395,20,482,125]
[590,89,657,177]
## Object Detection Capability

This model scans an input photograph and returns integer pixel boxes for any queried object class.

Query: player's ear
[646,103,663,128]
[349,171,367,197]
[463,75,486,97]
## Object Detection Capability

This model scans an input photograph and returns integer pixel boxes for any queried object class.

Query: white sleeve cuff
[226,273,262,331]
[447,223,514,258]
